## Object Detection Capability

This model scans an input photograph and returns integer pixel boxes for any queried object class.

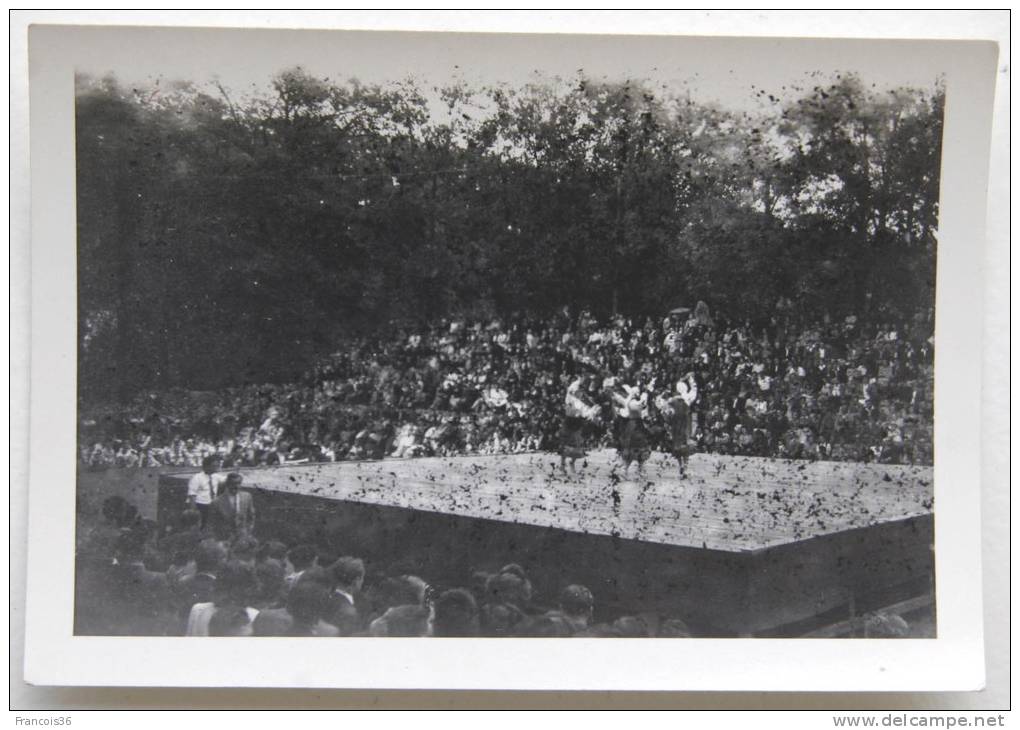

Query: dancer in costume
[655,381,693,477]
[558,374,600,473]
[611,382,651,478]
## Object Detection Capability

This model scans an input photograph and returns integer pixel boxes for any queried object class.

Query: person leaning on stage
[186,455,226,529]
[209,472,255,540]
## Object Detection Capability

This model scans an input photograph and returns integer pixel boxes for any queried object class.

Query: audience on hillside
[78,305,934,469]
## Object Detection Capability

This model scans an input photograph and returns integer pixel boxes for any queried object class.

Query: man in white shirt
[187,456,224,530]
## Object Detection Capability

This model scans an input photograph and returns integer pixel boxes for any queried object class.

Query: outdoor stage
[159,451,935,636]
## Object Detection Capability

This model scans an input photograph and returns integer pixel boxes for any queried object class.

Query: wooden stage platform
[159,451,935,636]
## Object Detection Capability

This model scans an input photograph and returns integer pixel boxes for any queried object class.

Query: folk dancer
[610,382,651,478]
[656,381,693,477]
[558,375,600,473]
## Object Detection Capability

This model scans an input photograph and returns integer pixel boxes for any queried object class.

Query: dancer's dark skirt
[617,417,651,464]
[558,416,587,459]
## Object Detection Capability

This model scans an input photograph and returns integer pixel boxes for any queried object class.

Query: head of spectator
[519,614,574,637]
[316,546,340,570]
[194,538,228,577]
[208,605,255,637]
[254,558,286,607]
[611,615,651,637]
[368,575,427,618]
[176,508,201,533]
[369,604,430,637]
[256,540,288,564]
[101,495,131,526]
[484,570,532,610]
[230,534,259,565]
[859,611,910,638]
[286,544,318,575]
[114,529,147,565]
[498,563,527,579]
[201,455,221,475]
[213,559,258,609]
[118,503,140,530]
[222,471,243,495]
[330,556,366,596]
[286,577,332,634]
[559,584,594,627]
[432,588,480,637]
[479,601,527,637]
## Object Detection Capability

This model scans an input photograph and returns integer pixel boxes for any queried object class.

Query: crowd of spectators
[75,494,708,638]
[76,491,917,638]
[78,304,934,470]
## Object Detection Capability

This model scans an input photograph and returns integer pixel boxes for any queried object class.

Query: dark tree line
[76,70,943,401]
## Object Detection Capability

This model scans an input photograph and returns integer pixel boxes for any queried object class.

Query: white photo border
[22,22,996,691]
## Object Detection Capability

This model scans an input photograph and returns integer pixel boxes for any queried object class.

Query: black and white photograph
[19,17,1001,694]
[71,40,944,642]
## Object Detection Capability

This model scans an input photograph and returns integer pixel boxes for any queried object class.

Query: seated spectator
[390,423,422,458]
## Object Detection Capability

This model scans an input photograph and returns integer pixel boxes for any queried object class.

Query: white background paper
[9,9,1011,709]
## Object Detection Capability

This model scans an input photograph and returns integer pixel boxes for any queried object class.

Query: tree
[74,70,943,401]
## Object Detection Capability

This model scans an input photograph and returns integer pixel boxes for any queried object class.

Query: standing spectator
[283,544,318,593]
[173,538,227,630]
[253,576,339,637]
[160,508,203,589]
[324,556,366,635]
[187,456,225,530]
[542,584,594,635]
[209,472,255,541]
[432,588,480,637]
[107,530,173,636]
[185,560,260,637]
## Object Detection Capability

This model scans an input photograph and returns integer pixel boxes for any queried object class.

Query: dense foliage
[76,70,942,400]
